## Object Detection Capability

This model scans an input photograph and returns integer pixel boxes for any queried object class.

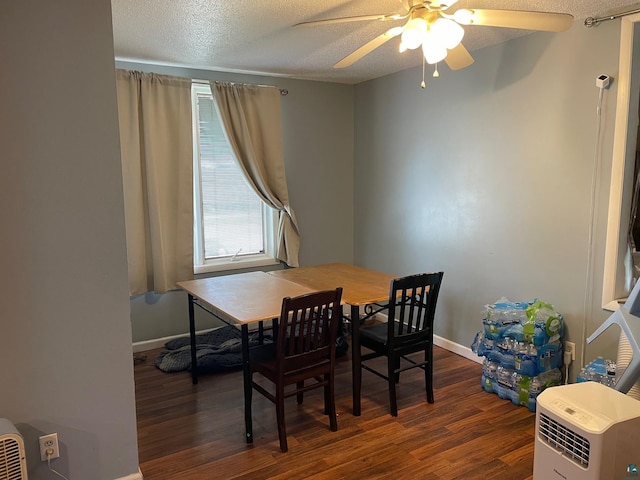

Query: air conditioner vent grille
[539,413,590,468]
[0,435,24,480]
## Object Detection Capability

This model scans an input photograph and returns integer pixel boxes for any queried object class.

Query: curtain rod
[585,7,640,27]
[192,79,288,96]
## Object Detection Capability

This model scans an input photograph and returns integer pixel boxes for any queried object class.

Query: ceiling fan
[295,0,574,74]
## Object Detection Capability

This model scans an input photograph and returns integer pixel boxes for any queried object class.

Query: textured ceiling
[111,0,640,84]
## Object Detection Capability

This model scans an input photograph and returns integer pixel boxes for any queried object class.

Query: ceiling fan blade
[459,9,574,32]
[334,28,402,68]
[444,43,474,70]
[295,13,406,27]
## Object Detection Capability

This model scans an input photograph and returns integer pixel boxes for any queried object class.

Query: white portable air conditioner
[533,382,640,480]
[0,418,27,480]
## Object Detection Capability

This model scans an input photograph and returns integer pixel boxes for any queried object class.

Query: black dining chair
[358,272,444,416]
[249,287,343,452]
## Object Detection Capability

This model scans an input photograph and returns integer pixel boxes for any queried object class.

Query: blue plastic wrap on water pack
[472,298,564,411]
[576,357,617,388]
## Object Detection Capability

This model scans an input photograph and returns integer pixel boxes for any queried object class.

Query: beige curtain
[116,70,193,295]
[211,81,300,267]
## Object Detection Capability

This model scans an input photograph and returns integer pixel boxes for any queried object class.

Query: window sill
[603,299,623,312]
[194,256,280,275]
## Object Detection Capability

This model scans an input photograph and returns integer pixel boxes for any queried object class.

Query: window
[192,83,278,273]
[603,14,640,310]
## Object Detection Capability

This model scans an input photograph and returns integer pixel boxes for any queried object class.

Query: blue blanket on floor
[154,325,272,374]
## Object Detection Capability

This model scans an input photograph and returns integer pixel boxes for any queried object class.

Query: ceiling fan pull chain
[433,63,440,78]
[421,55,426,88]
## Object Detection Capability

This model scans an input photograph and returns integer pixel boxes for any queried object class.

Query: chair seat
[252,348,332,385]
[360,321,422,348]
[250,342,277,362]
[251,335,331,380]
[360,322,390,346]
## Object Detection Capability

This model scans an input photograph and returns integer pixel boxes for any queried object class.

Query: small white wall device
[533,382,640,480]
[596,74,611,89]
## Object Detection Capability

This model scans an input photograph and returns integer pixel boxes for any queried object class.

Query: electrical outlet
[565,341,576,362]
[39,433,60,461]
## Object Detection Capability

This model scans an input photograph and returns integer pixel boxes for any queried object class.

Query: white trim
[116,56,294,79]
[115,468,143,480]
[602,12,640,308]
[603,299,623,313]
[133,327,221,353]
[132,323,271,353]
[191,84,278,273]
[434,334,483,364]
[194,255,279,275]
[133,336,174,353]
[133,327,482,366]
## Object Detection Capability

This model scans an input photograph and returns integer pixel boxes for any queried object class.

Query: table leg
[188,294,198,385]
[241,324,254,443]
[351,304,361,416]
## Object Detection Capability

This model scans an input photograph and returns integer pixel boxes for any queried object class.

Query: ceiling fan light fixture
[452,9,475,25]
[431,18,464,49]
[422,39,447,64]
[309,3,572,74]
[401,17,427,50]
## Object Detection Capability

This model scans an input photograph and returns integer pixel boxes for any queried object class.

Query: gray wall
[353,21,622,374]
[1,1,139,479]
[116,62,355,342]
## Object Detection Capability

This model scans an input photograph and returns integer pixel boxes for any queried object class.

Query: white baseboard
[434,334,483,364]
[133,333,188,353]
[132,327,225,353]
[133,327,482,366]
[132,323,268,353]
[116,468,143,480]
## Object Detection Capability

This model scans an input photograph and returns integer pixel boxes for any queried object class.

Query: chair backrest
[276,288,343,372]
[387,272,444,347]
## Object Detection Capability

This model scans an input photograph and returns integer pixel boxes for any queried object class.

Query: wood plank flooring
[135,344,536,479]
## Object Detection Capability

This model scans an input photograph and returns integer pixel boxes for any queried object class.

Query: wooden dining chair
[249,287,343,452]
[358,272,444,416]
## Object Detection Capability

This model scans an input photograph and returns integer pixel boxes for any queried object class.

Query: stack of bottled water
[577,356,617,388]
[471,298,564,412]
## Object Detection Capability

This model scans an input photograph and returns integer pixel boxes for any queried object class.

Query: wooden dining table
[177,263,396,444]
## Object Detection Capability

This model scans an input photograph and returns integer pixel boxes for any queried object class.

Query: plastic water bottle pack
[577,356,617,388]
[472,298,564,412]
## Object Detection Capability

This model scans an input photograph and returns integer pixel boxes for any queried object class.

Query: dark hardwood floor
[134,343,536,479]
